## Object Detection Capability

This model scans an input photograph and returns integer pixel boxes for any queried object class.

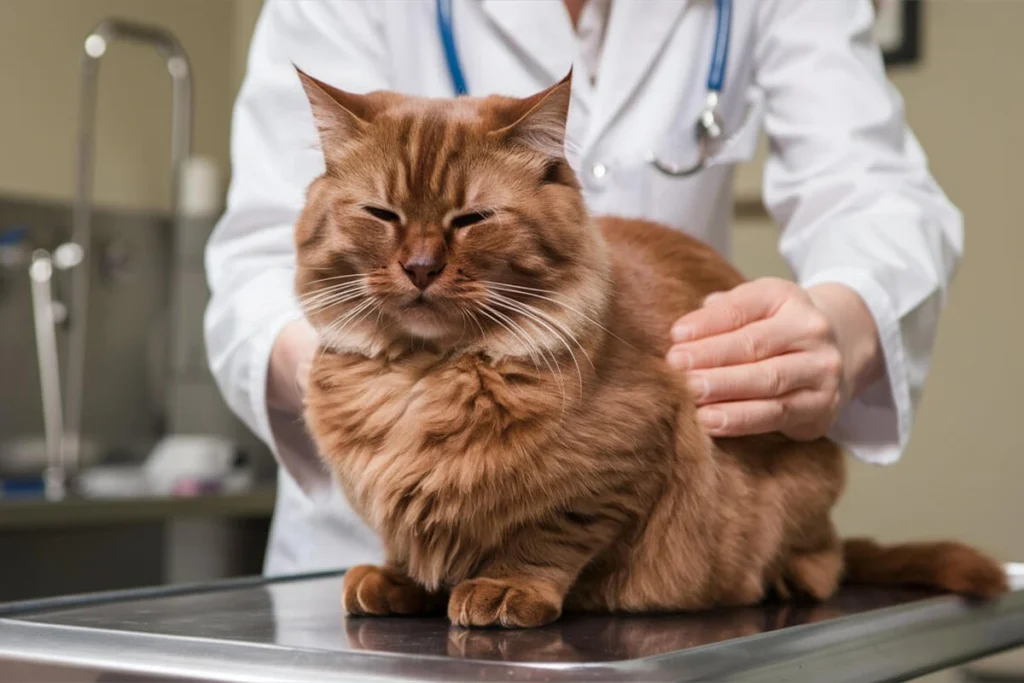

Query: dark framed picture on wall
[873,0,922,66]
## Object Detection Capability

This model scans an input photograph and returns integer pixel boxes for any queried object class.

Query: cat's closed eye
[451,211,493,229]
[363,206,401,223]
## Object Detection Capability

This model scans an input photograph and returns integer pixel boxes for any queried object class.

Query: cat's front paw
[342,565,443,616]
[448,578,561,628]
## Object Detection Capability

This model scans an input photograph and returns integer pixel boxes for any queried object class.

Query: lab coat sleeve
[753,0,963,464]
[204,0,390,496]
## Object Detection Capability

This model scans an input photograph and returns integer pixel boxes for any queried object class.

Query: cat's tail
[842,538,1009,598]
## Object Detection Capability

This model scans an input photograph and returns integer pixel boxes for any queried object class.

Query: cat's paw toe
[448,578,561,628]
[343,565,442,616]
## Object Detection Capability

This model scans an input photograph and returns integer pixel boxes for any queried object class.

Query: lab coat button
[591,162,608,180]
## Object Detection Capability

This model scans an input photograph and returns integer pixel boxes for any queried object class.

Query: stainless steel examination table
[1,566,1024,683]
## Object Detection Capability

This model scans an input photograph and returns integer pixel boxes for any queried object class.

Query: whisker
[300,288,370,316]
[211,283,370,364]
[476,305,541,374]
[490,292,594,370]
[304,273,369,286]
[303,299,363,318]
[488,293,584,395]
[479,303,566,408]
[342,299,382,337]
[300,286,367,308]
[482,302,568,414]
[487,295,578,390]
[207,277,371,337]
[475,304,531,360]
[326,297,377,336]
[466,308,487,341]
[481,280,634,350]
[315,297,378,362]
[299,280,368,301]
[479,280,572,298]
[488,291,583,346]
[455,308,469,346]
[299,290,366,313]
[302,286,367,305]
[315,297,366,334]
[211,299,341,362]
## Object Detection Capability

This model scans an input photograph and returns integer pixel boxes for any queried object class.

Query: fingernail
[687,374,708,400]
[703,293,721,306]
[699,409,726,431]
[671,324,692,343]
[667,348,693,370]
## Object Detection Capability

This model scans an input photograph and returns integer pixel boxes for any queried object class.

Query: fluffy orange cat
[293,68,1008,629]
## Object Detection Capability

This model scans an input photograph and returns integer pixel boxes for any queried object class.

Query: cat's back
[597,217,746,354]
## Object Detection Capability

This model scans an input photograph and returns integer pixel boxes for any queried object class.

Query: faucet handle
[53,242,84,270]
[28,250,70,326]
[27,247,67,501]
[29,249,53,282]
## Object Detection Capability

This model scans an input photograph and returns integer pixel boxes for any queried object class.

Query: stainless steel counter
[1,566,1023,682]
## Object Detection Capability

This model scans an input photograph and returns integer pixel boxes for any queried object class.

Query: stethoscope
[436,0,735,178]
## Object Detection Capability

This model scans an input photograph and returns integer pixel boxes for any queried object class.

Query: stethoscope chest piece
[646,92,726,178]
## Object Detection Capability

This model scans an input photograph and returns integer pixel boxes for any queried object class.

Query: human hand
[268,318,318,416]
[666,278,882,441]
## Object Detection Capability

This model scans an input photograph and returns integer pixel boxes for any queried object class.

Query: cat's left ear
[494,69,573,158]
[294,66,376,161]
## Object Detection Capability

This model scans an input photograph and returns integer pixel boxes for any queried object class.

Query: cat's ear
[294,66,374,157]
[495,69,573,158]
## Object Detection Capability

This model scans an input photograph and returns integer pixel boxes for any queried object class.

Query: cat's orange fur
[293,69,1008,629]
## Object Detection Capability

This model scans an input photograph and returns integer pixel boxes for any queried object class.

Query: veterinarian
[205,0,962,575]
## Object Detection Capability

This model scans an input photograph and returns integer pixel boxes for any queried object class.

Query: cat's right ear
[492,69,574,159]
[294,66,371,160]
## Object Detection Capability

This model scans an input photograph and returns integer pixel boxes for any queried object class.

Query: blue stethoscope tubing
[435,0,734,177]
[436,0,469,97]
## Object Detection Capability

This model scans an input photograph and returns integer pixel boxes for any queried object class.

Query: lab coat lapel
[585,0,690,150]
[480,0,576,84]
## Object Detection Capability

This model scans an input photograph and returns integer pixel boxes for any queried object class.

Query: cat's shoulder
[596,215,745,292]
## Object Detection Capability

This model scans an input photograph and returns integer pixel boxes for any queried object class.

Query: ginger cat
[293,69,1008,629]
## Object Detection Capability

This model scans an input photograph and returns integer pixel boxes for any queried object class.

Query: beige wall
[0,0,235,211]
[732,1,1024,566]
[231,0,264,97]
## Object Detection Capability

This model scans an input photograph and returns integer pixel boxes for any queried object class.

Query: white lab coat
[205,0,963,576]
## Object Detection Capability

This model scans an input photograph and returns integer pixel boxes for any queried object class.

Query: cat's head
[293,68,609,356]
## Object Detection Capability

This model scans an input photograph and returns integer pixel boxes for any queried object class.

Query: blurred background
[0,0,275,601]
[0,1,1020,680]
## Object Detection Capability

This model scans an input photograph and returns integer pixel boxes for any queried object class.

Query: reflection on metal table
[1,566,1023,682]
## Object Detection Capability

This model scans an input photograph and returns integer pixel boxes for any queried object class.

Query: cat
[293,67,1008,629]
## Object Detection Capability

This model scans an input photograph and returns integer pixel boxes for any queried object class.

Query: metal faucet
[29,244,82,500]
[55,18,193,496]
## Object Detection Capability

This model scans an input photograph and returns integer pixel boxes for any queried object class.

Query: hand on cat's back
[665,278,883,441]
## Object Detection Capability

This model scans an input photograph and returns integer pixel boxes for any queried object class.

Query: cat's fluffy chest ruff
[306,348,576,587]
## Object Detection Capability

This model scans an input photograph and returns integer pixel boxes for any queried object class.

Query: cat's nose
[401,253,446,290]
